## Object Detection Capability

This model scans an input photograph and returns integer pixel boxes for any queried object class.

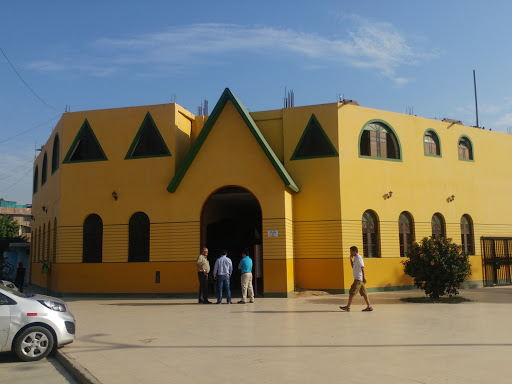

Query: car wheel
[13,326,55,362]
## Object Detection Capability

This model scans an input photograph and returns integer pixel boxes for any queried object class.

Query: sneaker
[339,306,350,312]
[248,300,254,303]
[362,307,373,312]
[203,301,212,304]
[238,300,246,304]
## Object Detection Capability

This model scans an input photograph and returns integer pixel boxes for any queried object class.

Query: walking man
[196,248,211,304]
[213,250,233,304]
[237,249,254,304]
[340,246,373,312]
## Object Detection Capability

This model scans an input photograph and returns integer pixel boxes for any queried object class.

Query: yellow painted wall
[32,91,507,295]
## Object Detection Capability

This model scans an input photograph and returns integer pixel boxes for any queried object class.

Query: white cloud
[28,20,436,82]
[493,112,512,130]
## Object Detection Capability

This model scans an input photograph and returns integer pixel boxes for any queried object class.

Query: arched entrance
[201,186,263,296]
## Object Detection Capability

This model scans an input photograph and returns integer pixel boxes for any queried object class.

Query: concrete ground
[0,352,79,384]
[56,287,512,384]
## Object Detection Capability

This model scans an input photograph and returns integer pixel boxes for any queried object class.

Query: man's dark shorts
[349,280,367,296]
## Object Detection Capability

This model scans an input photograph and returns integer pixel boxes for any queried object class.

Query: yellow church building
[30,88,512,296]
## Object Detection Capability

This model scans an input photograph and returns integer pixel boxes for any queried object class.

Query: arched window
[38,227,42,261]
[424,130,441,156]
[47,220,51,263]
[32,228,37,262]
[461,214,474,255]
[431,213,446,239]
[42,223,46,261]
[83,214,103,263]
[41,153,48,186]
[399,212,414,257]
[359,120,401,160]
[53,217,58,263]
[33,166,39,194]
[129,212,150,262]
[362,210,380,258]
[52,134,60,173]
[458,136,473,160]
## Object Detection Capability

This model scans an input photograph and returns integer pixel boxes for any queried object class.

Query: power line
[0,114,60,145]
[0,159,34,180]
[0,167,33,194]
[0,46,58,111]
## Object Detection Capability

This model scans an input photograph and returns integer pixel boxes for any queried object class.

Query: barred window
[424,131,440,156]
[399,212,414,257]
[362,210,380,258]
[458,137,473,160]
[461,214,474,255]
[360,121,400,159]
[431,213,445,239]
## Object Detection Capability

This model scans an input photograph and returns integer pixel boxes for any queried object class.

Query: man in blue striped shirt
[213,250,233,304]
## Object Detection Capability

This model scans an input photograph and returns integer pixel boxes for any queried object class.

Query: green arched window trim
[41,152,48,186]
[457,134,474,162]
[423,128,442,158]
[51,133,60,174]
[33,166,39,195]
[358,119,402,162]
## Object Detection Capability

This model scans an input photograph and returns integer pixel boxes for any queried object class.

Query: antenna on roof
[197,98,209,116]
[284,88,294,108]
[406,106,414,115]
[473,70,479,128]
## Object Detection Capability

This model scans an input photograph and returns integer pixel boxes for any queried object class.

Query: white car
[0,280,18,291]
[0,284,76,361]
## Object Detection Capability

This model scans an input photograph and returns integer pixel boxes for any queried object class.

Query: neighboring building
[30,88,512,296]
[0,199,32,241]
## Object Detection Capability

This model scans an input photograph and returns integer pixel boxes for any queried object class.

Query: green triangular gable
[167,88,299,193]
[125,112,171,159]
[63,119,108,163]
[291,114,338,160]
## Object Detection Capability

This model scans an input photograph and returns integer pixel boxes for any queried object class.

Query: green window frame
[358,119,402,161]
[362,210,380,258]
[41,152,48,186]
[458,135,474,161]
[460,214,474,255]
[51,134,60,174]
[424,129,442,157]
[33,166,39,195]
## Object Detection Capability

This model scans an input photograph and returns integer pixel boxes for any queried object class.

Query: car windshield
[0,284,30,297]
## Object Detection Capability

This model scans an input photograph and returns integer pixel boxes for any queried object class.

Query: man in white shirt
[340,246,373,312]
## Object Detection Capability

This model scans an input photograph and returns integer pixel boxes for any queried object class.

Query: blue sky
[1,1,512,204]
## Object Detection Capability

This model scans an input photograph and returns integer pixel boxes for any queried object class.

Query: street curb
[54,349,101,384]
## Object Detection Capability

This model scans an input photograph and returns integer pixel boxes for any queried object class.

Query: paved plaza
[56,287,512,384]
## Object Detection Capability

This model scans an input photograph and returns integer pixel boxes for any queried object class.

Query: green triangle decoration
[125,112,171,159]
[63,119,107,163]
[291,114,338,160]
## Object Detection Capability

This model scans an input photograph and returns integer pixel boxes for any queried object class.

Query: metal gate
[481,237,512,286]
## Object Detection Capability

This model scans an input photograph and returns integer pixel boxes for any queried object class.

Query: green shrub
[402,236,471,300]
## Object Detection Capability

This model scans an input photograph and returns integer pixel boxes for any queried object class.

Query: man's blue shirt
[238,256,253,273]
